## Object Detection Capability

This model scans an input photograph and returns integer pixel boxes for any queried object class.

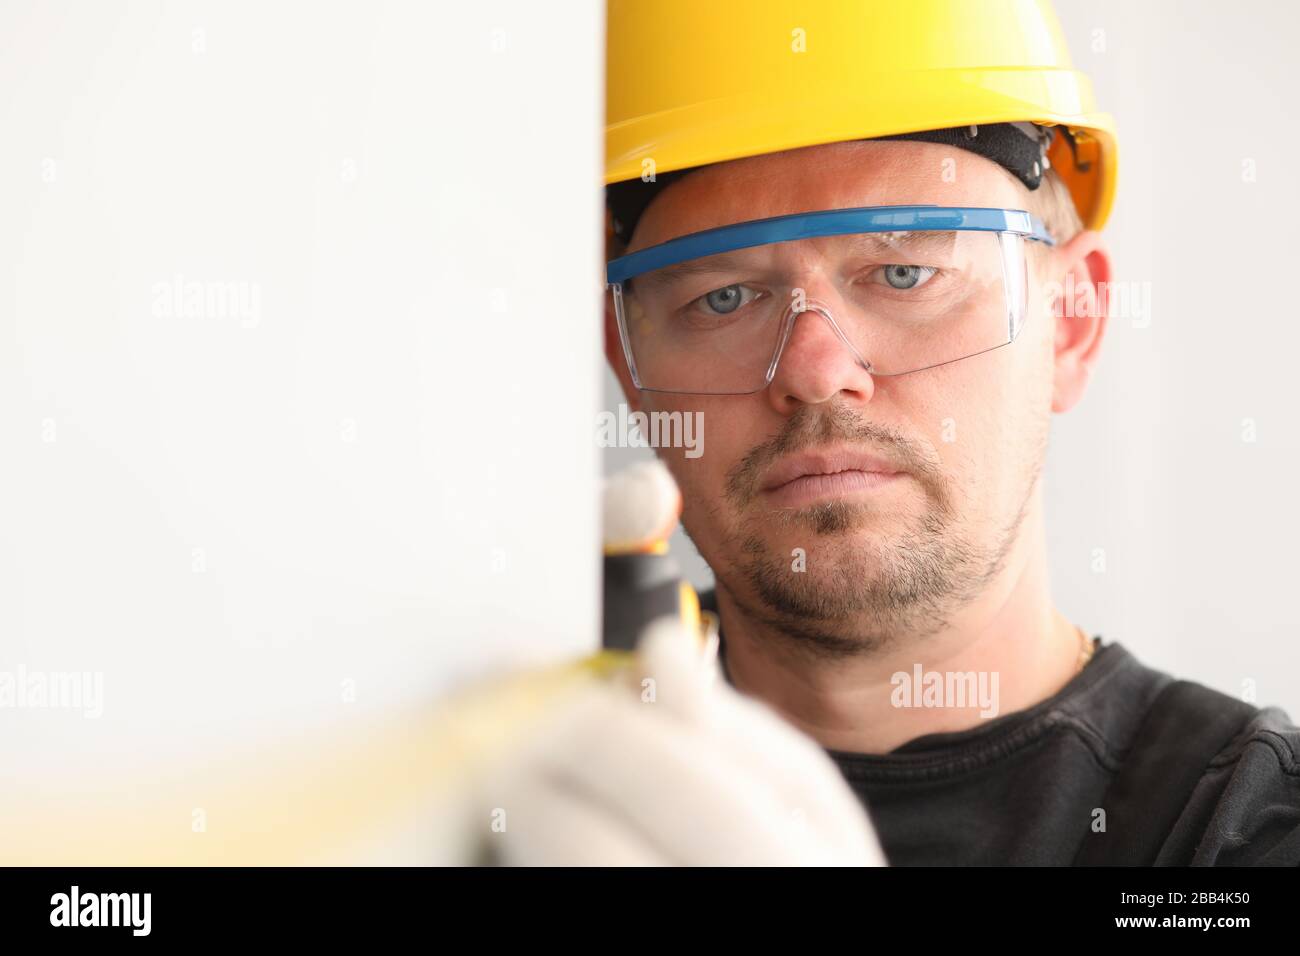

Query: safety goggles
[605,206,1054,395]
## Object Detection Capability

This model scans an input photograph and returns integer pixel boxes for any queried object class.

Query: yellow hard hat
[605,0,1117,231]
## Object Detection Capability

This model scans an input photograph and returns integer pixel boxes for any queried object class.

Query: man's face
[607,140,1062,655]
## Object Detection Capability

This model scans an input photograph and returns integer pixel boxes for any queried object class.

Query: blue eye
[880,265,937,290]
[704,284,748,314]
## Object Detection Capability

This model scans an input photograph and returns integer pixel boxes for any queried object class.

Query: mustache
[725,402,944,508]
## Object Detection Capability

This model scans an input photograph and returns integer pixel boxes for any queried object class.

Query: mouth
[760,446,905,507]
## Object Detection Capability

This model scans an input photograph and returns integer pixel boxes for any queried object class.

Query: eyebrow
[838,230,958,253]
[637,252,765,287]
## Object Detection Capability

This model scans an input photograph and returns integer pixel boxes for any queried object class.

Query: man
[596,0,1300,865]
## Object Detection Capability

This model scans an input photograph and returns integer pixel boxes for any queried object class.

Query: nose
[766,301,876,415]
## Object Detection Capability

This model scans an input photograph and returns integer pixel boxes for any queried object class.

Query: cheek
[911,340,1043,511]
[973,317,1054,504]
[1026,272,1063,377]
[1015,299,1060,425]
[640,395,754,516]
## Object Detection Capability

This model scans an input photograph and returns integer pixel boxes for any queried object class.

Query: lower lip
[763,469,903,507]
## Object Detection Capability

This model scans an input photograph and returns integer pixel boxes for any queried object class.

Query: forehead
[630,139,1027,252]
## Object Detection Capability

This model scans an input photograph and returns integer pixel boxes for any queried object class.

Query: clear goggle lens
[611,227,1031,395]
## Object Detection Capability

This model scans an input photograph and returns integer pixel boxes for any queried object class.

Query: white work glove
[481,618,887,866]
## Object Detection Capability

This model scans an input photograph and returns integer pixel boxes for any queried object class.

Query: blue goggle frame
[605,205,1055,286]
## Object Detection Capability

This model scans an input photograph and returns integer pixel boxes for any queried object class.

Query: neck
[713,488,1083,754]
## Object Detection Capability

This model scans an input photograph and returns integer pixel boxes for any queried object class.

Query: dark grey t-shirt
[701,591,1300,866]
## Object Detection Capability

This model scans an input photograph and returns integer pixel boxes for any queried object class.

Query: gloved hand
[480,618,888,866]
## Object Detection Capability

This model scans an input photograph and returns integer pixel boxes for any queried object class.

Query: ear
[604,287,643,413]
[1044,230,1112,414]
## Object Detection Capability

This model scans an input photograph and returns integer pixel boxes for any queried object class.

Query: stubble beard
[706,403,1038,659]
